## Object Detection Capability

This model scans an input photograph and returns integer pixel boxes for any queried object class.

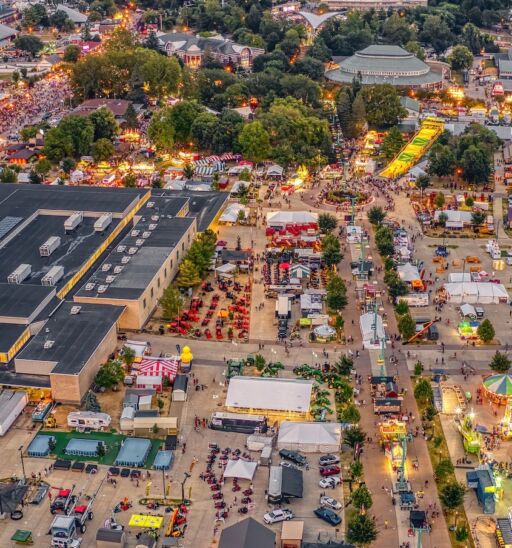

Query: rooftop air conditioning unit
[105,275,116,283]
[101,264,112,272]
[97,285,108,293]
[149,224,157,231]
[113,266,124,274]
[142,232,151,239]
[117,245,126,253]
[121,256,131,264]
[64,211,83,232]
[147,202,155,208]
[135,239,144,246]
[94,213,112,233]
[70,306,81,315]
[151,215,159,222]
[44,340,55,349]
[39,236,61,257]
[41,265,64,287]
[85,283,95,291]
[131,230,140,237]
[128,247,138,255]
[8,263,31,284]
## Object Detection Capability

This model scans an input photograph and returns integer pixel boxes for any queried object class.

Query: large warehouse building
[0,184,227,403]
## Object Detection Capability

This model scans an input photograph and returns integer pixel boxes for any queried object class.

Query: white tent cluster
[443,282,509,304]
[277,421,341,453]
[360,312,385,349]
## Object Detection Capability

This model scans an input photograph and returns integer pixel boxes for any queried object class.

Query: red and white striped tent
[136,357,179,380]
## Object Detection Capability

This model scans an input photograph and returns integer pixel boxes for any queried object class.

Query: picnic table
[11,530,33,545]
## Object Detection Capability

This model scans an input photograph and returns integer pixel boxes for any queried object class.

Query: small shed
[172,375,188,402]
[96,528,126,547]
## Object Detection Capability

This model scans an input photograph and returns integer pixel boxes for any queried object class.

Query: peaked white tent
[360,312,385,349]
[443,282,509,304]
[219,203,247,224]
[397,263,420,283]
[224,459,258,480]
[215,263,237,278]
[277,421,341,453]
[266,211,318,228]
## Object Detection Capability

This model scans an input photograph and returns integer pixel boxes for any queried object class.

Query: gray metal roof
[0,23,16,41]
[219,518,275,548]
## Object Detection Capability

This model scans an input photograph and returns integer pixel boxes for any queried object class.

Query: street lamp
[181,472,191,503]
[18,446,26,483]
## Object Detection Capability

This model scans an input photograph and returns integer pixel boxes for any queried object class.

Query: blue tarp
[153,450,173,470]
[115,438,151,467]
[27,435,55,457]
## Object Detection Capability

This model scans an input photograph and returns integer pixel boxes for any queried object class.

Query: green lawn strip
[414,399,475,548]
[40,430,163,468]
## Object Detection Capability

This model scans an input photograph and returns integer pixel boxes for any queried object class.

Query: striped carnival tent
[483,374,512,404]
[136,356,179,380]
[195,166,214,176]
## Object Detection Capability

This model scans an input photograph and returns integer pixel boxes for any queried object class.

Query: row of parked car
[268,450,342,527]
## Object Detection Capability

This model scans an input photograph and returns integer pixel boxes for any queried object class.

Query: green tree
[14,35,44,57]
[404,40,425,60]
[49,10,74,32]
[84,390,101,412]
[352,484,373,510]
[449,45,474,71]
[440,482,466,511]
[148,108,175,151]
[428,144,456,178]
[0,167,17,183]
[461,145,492,184]
[415,174,430,196]
[347,513,378,546]
[89,107,118,141]
[238,121,271,163]
[140,53,181,99]
[122,173,136,188]
[395,299,409,315]
[63,44,80,63]
[159,285,183,321]
[92,138,115,162]
[61,157,76,174]
[322,234,342,267]
[465,196,474,207]
[419,15,454,54]
[21,4,48,29]
[121,346,136,369]
[344,426,366,448]
[367,206,386,226]
[176,259,201,287]
[471,211,486,228]
[336,354,354,376]
[96,442,106,458]
[381,127,404,160]
[44,128,74,163]
[361,84,406,128]
[350,460,363,479]
[191,112,219,151]
[144,31,162,53]
[35,159,51,176]
[477,319,495,343]
[29,170,41,184]
[95,359,124,389]
[326,274,347,311]
[414,361,424,376]
[318,213,338,234]
[254,354,266,372]
[340,404,361,424]
[375,226,394,257]
[435,192,445,209]
[490,351,511,373]
[398,313,416,340]
[382,12,415,45]
[435,458,454,480]
[123,104,139,129]
[414,378,433,403]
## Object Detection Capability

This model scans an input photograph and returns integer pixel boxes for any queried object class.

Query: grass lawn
[40,430,164,468]
[414,386,475,548]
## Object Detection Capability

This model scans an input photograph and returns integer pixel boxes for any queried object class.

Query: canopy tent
[483,374,512,403]
[266,164,284,177]
[136,357,179,380]
[224,459,258,480]
[443,282,509,304]
[460,303,477,318]
[230,181,250,195]
[360,312,385,349]
[215,263,237,278]
[448,273,472,283]
[266,211,318,228]
[290,263,310,279]
[123,340,149,361]
[434,210,473,225]
[219,203,247,224]
[277,421,341,453]
[397,263,421,283]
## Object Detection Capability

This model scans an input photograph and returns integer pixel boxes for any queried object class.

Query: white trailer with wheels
[0,390,28,436]
[50,515,82,547]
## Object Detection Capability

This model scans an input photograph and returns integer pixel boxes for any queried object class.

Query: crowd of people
[0,76,71,137]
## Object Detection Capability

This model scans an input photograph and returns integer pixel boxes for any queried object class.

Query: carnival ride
[380,117,444,179]
[500,401,512,439]
[456,410,482,454]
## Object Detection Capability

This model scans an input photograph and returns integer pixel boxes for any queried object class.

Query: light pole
[181,472,191,503]
[18,446,26,483]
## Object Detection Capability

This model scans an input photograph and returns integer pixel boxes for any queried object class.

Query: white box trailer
[41,265,64,287]
[40,236,61,257]
[64,211,83,232]
[67,411,112,431]
[8,263,31,284]
[0,390,28,436]
[400,293,429,307]
[94,213,112,233]
[275,295,291,319]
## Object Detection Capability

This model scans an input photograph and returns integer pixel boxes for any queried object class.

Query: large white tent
[266,211,318,228]
[443,282,509,304]
[278,421,341,453]
[219,203,247,224]
[224,459,258,480]
[360,312,385,349]
[225,377,313,416]
[448,273,472,283]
